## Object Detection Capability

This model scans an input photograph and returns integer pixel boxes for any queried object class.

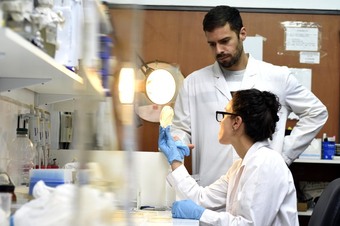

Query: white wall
[107,0,340,10]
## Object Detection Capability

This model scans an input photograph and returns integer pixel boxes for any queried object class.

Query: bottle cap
[16,128,28,135]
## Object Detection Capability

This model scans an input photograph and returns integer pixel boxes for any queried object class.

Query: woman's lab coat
[167,141,299,226]
[171,54,328,186]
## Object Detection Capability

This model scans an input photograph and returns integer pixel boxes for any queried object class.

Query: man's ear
[239,27,247,41]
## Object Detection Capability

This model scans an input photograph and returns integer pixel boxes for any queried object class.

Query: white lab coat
[167,141,299,226]
[171,54,328,186]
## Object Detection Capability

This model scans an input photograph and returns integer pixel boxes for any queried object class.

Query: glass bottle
[7,128,35,186]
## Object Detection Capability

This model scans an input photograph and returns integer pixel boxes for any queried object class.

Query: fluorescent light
[118,67,135,104]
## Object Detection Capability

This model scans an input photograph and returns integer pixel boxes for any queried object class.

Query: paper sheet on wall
[285,27,319,51]
[244,36,263,61]
[288,68,312,119]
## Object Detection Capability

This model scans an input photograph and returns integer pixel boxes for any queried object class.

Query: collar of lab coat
[212,54,258,100]
[241,140,270,166]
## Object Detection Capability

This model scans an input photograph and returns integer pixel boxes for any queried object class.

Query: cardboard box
[297,199,313,211]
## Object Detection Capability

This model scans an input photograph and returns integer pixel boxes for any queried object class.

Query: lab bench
[10,185,199,226]
[9,150,200,226]
[108,210,199,225]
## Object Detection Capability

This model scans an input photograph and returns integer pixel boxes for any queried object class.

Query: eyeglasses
[216,111,238,122]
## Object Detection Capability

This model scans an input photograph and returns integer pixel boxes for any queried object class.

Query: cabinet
[290,158,340,225]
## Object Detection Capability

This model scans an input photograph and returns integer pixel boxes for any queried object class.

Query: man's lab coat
[171,54,328,186]
[167,142,299,226]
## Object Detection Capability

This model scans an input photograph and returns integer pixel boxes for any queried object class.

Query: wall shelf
[0,27,106,105]
[0,27,84,105]
[298,209,313,216]
[0,27,83,91]
[0,0,112,105]
[294,158,340,164]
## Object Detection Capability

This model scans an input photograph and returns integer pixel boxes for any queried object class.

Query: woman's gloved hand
[158,126,189,164]
[172,199,205,220]
[174,140,190,158]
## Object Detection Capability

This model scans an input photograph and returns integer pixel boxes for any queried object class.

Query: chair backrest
[308,178,340,226]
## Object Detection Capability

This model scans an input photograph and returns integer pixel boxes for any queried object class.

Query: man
[170,5,328,186]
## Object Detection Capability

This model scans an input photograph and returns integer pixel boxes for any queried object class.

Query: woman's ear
[232,116,243,130]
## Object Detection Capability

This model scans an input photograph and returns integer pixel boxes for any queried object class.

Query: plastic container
[7,128,35,186]
[28,169,73,195]
[322,141,336,160]
[335,144,340,156]
[0,129,9,172]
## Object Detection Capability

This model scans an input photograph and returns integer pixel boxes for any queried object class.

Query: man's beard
[216,43,243,69]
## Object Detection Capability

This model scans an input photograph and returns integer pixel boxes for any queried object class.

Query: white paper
[290,68,312,90]
[299,51,320,64]
[285,27,319,51]
[244,36,263,61]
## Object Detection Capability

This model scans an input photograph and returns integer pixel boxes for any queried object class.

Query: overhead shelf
[0,0,112,105]
[0,27,83,94]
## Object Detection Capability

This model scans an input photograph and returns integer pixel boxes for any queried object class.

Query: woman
[158,88,299,226]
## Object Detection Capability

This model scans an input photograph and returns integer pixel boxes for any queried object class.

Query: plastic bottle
[0,128,9,172]
[7,127,35,186]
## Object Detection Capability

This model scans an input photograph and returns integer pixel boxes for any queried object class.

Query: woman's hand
[158,126,190,164]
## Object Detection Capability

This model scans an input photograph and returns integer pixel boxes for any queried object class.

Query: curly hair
[231,89,281,142]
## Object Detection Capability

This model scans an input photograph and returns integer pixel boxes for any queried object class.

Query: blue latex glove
[10,215,14,226]
[175,140,190,158]
[172,199,205,220]
[158,126,189,164]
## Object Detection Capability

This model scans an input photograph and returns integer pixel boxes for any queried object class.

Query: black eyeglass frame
[216,111,238,122]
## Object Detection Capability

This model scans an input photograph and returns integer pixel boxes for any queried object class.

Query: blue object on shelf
[28,169,73,195]
[322,141,336,160]
[98,35,113,97]
[99,35,112,60]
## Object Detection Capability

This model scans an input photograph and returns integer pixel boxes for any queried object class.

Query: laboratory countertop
[120,210,199,226]
[172,218,199,225]
[11,186,199,226]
